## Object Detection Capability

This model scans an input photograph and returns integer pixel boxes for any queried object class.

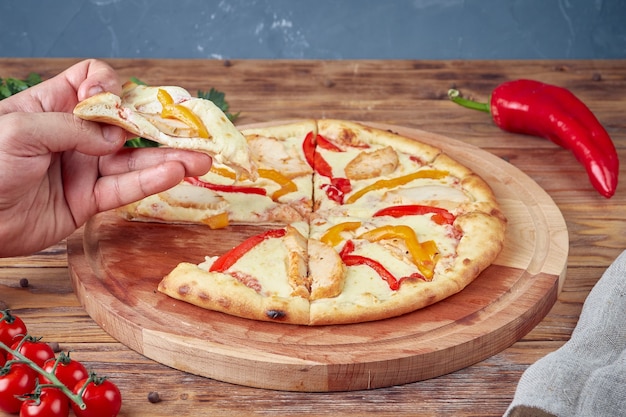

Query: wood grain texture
[1,58,625,415]
[67,124,567,392]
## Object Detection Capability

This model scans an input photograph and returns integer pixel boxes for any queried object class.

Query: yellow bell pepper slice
[320,221,362,247]
[345,169,449,204]
[207,167,297,200]
[210,166,237,180]
[157,89,210,139]
[202,212,229,229]
[358,225,438,280]
[258,168,298,200]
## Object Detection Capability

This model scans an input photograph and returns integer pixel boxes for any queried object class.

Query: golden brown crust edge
[158,263,310,325]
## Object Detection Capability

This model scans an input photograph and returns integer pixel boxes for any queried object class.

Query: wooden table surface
[1,58,625,416]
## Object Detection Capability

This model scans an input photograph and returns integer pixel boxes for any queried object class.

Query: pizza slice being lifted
[73,82,256,179]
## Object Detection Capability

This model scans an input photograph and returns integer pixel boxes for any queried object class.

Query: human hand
[0,59,212,257]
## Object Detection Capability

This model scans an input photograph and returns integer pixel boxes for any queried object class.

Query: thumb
[2,112,126,157]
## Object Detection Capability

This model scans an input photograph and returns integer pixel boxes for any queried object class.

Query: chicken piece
[247,134,312,178]
[159,183,228,211]
[345,146,399,180]
[283,225,310,298]
[308,238,346,300]
[140,114,196,137]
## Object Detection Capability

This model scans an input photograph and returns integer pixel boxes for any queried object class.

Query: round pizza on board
[74,87,507,326]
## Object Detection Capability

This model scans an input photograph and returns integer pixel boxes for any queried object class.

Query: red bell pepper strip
[339,240,399,289]
[448,80,619,198]
[303,131,335,178]
[339,240,425,290]
[342,254,402,290]
[303,131,353,203]
[321,177,353,204]
[358,225,437,280]
[338,239,356,258]
[184,176,267,196]
[316,134,343,151]
[373,205,455,225]
[210,228,287,272]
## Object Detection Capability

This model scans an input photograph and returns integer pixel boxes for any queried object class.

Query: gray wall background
[1,0,625,60]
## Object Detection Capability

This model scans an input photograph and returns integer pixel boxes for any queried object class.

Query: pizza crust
[158,262,310,325]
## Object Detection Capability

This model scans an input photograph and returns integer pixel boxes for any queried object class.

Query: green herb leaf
[197,88,240,122]
[0,72,42,100]
[129,77,147,86]
[125,137,160,148]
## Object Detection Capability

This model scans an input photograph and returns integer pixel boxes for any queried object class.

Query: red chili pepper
[373,204,455,225]
[448,79,619,198]
[210,228,287,272]
[185,176,267,196]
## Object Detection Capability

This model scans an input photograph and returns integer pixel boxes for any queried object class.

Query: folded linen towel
[504,250,626,417]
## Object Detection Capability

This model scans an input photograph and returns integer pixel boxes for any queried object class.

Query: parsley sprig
[197,88,240,122]
[0,73,42,100]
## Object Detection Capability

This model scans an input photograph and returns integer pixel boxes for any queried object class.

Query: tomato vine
[0,309,121,416]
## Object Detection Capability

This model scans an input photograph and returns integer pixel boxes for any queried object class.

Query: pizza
[145,118,507,325]
[75,85,506,325]
[73,82,256,179]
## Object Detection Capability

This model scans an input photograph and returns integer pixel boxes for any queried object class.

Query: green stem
[0,340,86,410]
[447,88,491,113]
[1,309,17,324]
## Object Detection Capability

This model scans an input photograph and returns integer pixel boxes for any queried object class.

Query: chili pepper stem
[0,340,87,410]
[448,89,491,113]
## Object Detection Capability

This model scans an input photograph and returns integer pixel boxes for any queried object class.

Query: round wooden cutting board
[67,122,568,392]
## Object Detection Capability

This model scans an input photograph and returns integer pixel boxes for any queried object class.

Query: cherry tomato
[72,376,122,417]
[19,387,69,417]
[9,339,55,367]
[0,311,27,348]
[0,363,38,414]
[0,351,5,367]
[42,354,89,388]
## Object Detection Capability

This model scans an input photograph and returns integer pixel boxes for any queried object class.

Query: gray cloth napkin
[504,250,626,417]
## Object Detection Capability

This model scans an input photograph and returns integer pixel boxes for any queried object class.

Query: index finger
[0,59,121,115]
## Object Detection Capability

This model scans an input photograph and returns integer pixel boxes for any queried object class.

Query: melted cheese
[198,238,292,297]
[382,184,468,205]
[229,237,292,297]
[199,222,309,298]
[132,191,228,223]
[309,213,459,305]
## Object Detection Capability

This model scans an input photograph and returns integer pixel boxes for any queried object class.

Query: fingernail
[87,85,104,97]
[102,125,125,145]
